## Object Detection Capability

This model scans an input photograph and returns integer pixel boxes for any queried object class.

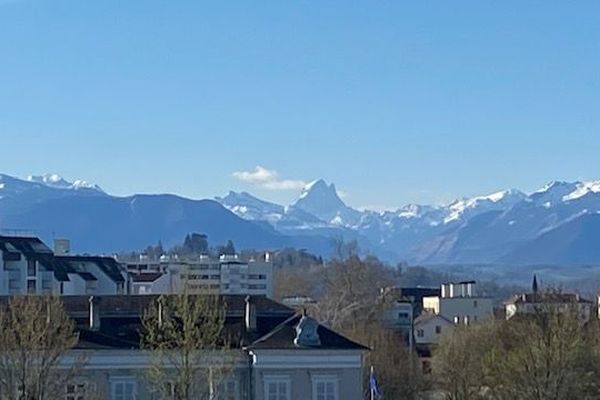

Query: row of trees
[124,233,237,261]
[433,303,600,400]
[0,294,232,400]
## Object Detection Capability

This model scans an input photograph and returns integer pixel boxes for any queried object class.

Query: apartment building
[0,235,126,296]
[126,254,273,297]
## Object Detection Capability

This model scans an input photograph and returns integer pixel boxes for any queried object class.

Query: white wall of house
[423,296,493,324]
[56,348,364,400]
[506,301,593,320]
[250,349,364,400]
[414,316,454,345]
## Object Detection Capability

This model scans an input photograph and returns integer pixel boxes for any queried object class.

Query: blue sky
[1,1,599,210]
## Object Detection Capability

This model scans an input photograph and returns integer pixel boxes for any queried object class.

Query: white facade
[423,281,493,325]
[0,236,126,296]
[505,293,593,320]
[414,314,454,345]
[127,255,274,297]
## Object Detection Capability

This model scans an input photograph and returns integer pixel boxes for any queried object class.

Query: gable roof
[247,313,369,351]
[414,313,453,327]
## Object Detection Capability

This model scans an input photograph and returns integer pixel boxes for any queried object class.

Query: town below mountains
[1,173,600,267]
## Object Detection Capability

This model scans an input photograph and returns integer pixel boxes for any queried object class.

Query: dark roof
[131,272,164,283]
[506,292,594,305]
[0,236,73,281]
[77,272,98,281]
[57,255,125,283]
[247,313,369,351]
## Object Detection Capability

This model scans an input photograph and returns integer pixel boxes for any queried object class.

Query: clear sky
[1,1,599,210]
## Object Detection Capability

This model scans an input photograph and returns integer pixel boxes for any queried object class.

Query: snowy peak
[27,173,104,192]
[293,179,350,222]
[562,181,600,202]
[215,191,284,221]
[444,189,526,224]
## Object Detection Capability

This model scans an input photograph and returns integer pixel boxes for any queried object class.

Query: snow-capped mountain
[26,173,104,192]
[217,178,600,264]
[216,191,284,223]
[4,171,600,265]
[292,179,363,227]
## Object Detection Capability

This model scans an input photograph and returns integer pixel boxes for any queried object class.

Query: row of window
[265,376,338,400]
[64,376,338,400]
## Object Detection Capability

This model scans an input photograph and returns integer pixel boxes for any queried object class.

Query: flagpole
[370,365,374,400]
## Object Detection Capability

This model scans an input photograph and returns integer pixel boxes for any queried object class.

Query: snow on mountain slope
[215,191,284,223]
[26,173,104,192]
[563,181,600,202]
[444,189,526,224]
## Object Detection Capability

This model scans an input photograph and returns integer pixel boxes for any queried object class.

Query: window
[111,378,137,400]
[27,280,36,294]
[473,300,478,308]
[27,259,37,277]
[264,377,290,400]
[312,376,338,400]
[65,382,95,400]
[417,329,424,337]
[435,325,442,334]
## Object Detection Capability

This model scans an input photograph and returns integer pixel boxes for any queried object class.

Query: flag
[369,366,382,399]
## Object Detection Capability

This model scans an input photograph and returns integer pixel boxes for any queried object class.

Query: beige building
[127,255,273,298]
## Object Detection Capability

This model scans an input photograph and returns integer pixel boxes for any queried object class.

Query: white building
[5,294,368,400]
[505,292,594,320]
[127,254,274,297]
[423,281,493,325]
[414,313,454,345]
[0,235,126,296]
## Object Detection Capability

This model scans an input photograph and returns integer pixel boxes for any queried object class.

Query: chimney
[88,296,100,331]
[461,283,467,297]
[245,296,256,332]
[467,282,473,297]
[265,252,271,263]
[449,283,455,298]
[441,284,447,298]
[54,239,70,256]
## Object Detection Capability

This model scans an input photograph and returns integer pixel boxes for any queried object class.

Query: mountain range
[2,173,600,265]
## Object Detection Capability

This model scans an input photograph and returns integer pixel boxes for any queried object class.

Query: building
[126,254,273,297]
[423,281,493,325]
[414,313,454,345]
[505,292,594,320]
[49,294,367,400]
[0,235,126,296]
[504,276,594,320]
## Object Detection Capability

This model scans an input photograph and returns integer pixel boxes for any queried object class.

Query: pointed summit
[292,179,362,226]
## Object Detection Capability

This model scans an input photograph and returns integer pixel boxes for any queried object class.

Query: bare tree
[142,293,235,400]
[483,302,600,400]
[347,317,429,400]
[432,322,497,400]
[0,295,84,400]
